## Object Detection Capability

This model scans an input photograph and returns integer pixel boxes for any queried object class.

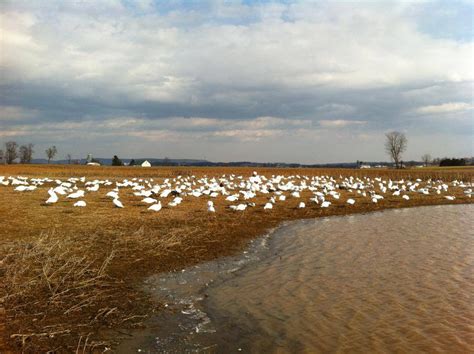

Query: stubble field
[1,164,473,352]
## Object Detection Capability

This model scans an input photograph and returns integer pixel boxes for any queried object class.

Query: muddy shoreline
[118,204,474,352]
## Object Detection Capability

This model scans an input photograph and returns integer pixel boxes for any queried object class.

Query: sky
[0,0,473,163]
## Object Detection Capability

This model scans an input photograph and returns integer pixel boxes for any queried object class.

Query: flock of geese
[1,172,472,213]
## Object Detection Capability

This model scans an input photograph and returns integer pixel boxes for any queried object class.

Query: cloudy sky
[0,0,473,163]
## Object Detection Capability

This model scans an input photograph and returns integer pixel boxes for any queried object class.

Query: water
[119,205,474,353]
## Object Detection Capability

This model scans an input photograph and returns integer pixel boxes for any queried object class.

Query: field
[1,164,473,352]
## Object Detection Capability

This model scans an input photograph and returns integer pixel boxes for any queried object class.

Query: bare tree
[5,141,18,164]
[45,145,57,164]
[0,149,4,164]
[385,131,407,169]
[66,154,72,164]
[19,143,34,164]
[421,153,431,167]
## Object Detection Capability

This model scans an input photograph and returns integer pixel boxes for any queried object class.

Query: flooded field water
[119,205,474,353]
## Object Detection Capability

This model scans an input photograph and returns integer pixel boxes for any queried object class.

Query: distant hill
[30,158,361,168]
[28,157,473,168]
[31,158,210,166]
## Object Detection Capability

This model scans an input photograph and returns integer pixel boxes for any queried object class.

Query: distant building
[360,164,371,169]
[87,162,101,166]
[141,160,151,168]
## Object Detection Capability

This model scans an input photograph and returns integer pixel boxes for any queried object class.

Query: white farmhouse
[141,160,151,168]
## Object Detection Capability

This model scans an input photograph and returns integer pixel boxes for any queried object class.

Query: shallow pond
[118,204,474,353]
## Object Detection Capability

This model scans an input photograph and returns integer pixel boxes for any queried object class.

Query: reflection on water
[119,205,474,353]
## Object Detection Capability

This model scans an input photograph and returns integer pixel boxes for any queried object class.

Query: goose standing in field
[444,196,455,201]
[74,200,87,207]
[402,195,410,200]
[264,202,273,210]
[106,190,119,199]
[207,201,216,213]
[298,202,305,209]
[45,188,59,204]
[347,198,355,205]
[148,201,162,212]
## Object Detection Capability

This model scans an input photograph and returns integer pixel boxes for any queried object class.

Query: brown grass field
[1,164,473,352]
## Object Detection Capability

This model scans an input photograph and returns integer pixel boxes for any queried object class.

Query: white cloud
[319,120,367,128]
[416,102,473,114]
[1,2,472,107]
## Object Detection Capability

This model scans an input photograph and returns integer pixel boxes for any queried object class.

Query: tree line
[384,132,470,168]
[1,137,470,167]
[0,141,58,164]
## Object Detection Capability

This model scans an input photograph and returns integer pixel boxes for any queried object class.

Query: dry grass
[0,232,158,352]
[0,164,473,352]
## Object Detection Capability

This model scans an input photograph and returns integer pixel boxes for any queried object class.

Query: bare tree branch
[385,132,407,169]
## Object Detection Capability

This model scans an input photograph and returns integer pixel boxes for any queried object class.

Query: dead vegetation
[0,232,157,352]
[0,164,473,352]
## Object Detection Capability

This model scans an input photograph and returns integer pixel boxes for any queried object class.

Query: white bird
[53,186,67,195]
[321,201,331,208]
[279,195,286,201]
[230,203,247,211]
[160,189,172,198]
[74,200,87,207]
[236,203,247,211]
[113,198,124,208]
[347,198,355,205]
[207,201,216,213]
[226,195,239,202]
[142,197,157,204]
[67,190,85,199]
[87,184,100,192]
[172,196,183,204]
[402,195,410,200]
[298,202,305,208]
[106,191,119,199]
[372,197,378,203]
[444,196,455,201]
[264,202,273,210]
[45,188,58,204]
[14,185,28,192]
[148,201,162,212]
